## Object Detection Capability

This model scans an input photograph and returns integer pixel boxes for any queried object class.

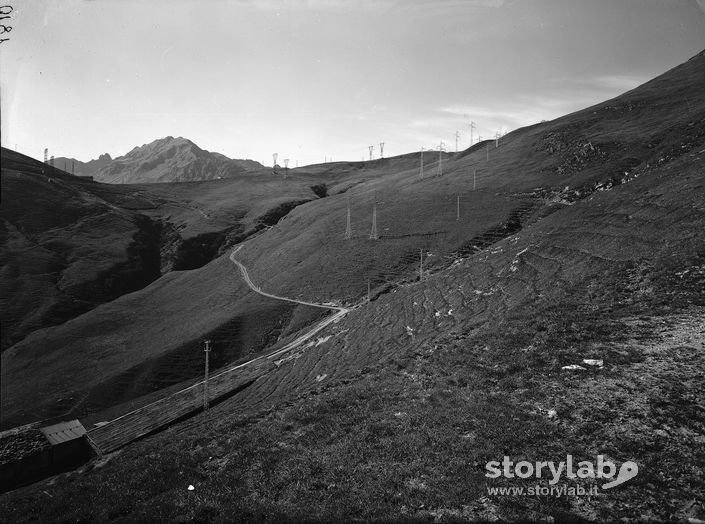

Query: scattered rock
[562,364,586,371]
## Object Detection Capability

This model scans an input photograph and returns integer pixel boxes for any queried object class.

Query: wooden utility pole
[419,248,424,281]
[344,205,352,239]
[420,147,424,179]
[203,340,211,411]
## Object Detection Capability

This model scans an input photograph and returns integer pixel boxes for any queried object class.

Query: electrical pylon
[369,201,378,240]
[379,142,385,158]
[368,145,374,161]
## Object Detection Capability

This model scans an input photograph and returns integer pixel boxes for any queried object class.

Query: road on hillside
[87,248,351,453]
[229,246,350,361]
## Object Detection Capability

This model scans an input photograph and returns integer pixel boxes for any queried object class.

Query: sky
[2,0,705,167]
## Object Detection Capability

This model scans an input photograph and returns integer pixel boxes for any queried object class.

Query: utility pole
[420,147,424,179]
[44,148,48,164]
[473,168,477,191]
[455,130,460,153]
[419,248,424,281]
[437,141,445,177]
[469,121,476,146]
[456,195,460,221]
[203,340,211,411]
[344,205,352,240]
[495,131,500,148]
[368,145,374,161]
[273,153,278,167]
[379,142,385,158]
[283,158,289,178]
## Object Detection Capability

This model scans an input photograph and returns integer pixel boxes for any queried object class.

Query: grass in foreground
[1,252,703,522]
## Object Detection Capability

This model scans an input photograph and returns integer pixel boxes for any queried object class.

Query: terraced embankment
[193,141,705,420]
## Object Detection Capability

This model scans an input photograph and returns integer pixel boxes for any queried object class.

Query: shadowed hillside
[0,149,162,350]
[1,50,704,522]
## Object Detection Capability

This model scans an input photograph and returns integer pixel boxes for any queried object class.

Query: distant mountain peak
[92,137,263,183]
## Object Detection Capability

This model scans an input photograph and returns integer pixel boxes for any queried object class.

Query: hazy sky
[2,0,705,166]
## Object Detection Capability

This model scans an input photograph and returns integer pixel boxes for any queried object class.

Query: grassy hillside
[1,50,703,521]
[0,150,162,350]
[0,157,350,428]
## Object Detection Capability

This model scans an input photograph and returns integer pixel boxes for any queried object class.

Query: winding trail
[87,246,350,453]
[229,245,350,360]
